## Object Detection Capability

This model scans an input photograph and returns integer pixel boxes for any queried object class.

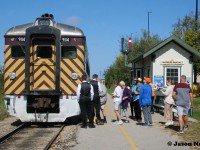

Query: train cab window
[37,46,52,58]
[61,46,77,59]
[11,46,25,58]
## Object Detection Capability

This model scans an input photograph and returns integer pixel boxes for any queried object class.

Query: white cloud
[63,16,82,26]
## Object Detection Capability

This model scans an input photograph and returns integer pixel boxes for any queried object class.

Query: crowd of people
[77,73,194,134]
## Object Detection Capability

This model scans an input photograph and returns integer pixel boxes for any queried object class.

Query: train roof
[5,21,85,37]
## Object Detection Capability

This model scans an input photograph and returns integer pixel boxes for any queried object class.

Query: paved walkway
[71,94,193,150]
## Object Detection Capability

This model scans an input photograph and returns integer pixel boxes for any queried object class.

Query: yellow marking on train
[65,60,84,74]
[60,82,71,94]
[106,97,138,150]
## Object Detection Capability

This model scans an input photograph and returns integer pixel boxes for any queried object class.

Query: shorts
[176,106,189,116]
[101,104,105,110]
[114,101,121,110]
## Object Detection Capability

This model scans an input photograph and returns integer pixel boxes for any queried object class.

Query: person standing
[90,74,103,125]
[160,79,175,126]
[76,73,95,128]
[139,77,153,126]
[132,78,142,122]
[172,75,194,134]
[149,81,156,114]
[130,78,137,119]
[112,81,123,125]
[99,80,107,123]
[121,81,130,123]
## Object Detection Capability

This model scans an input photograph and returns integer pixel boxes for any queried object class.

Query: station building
[131,35,200,89]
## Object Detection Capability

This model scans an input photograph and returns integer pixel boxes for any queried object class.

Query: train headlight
[9,72,16,80]
[71,73,78,80]
[38,19,50,26]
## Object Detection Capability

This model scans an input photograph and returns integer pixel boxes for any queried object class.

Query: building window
[61,46,77,59]
[136,69,142,78]
[165,67,180,85]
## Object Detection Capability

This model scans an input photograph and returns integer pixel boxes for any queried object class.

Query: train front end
[4,14,89,122]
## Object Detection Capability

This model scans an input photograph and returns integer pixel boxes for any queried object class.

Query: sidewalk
[71,94,191,150]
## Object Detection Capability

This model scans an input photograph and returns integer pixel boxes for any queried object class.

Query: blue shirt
[131,84,137,100]
[139,84,152,106]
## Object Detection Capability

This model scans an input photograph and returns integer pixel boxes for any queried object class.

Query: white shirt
[76,81,94,102]
[161,85,175,105]
[91,79,103,94]
[113,85,123,102]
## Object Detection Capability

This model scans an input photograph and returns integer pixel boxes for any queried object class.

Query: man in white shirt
[112,81,123,125]
[90,74,103,125]
[77,73,95,128]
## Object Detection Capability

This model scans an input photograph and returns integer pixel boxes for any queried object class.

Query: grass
[192,97,200,121]
[0,74,8,120]
[180,97,200,148]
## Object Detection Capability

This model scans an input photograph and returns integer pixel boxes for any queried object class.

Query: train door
[31,37,56,91]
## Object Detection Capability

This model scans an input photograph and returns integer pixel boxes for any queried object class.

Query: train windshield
[36,46,52,58]
[11,45,25,58]
[61,46,77,59]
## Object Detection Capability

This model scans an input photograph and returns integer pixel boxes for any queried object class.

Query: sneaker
[177,129,184,134]
[165,122,171,126]
[113,121,119,125]
[170,121,174,125]
[117,120,123,125]
[142,123,149,127]
[183,125,188,131]
[96,120,104,125]
[148,123,153,127]
[103,119,107,123]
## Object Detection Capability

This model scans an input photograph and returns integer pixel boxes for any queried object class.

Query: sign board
[154,75,164,89]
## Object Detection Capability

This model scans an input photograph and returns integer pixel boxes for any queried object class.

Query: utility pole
[148,11,152,41]
[194,0,198,83]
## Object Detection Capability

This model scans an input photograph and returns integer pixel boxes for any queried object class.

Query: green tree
[172,12,200,81]
[104,55,131,88]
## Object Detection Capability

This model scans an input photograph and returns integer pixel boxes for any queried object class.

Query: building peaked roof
[131,35,200,63]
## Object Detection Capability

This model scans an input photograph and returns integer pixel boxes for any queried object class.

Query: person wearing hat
[139,77,153,126]
[131,77,142,122]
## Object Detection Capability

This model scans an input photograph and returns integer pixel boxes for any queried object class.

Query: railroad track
[0,123,65,150]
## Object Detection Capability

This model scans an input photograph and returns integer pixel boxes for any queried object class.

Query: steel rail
[44,124,65,150]
[0,123,26,144]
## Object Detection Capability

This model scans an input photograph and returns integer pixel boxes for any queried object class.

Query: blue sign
[154,75,164,89]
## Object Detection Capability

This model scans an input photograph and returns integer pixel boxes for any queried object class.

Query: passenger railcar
[4,13,90,122]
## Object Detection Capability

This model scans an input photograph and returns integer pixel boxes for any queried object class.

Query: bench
[153,104,177,119]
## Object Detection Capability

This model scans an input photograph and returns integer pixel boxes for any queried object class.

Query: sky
[0,0,198,78]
